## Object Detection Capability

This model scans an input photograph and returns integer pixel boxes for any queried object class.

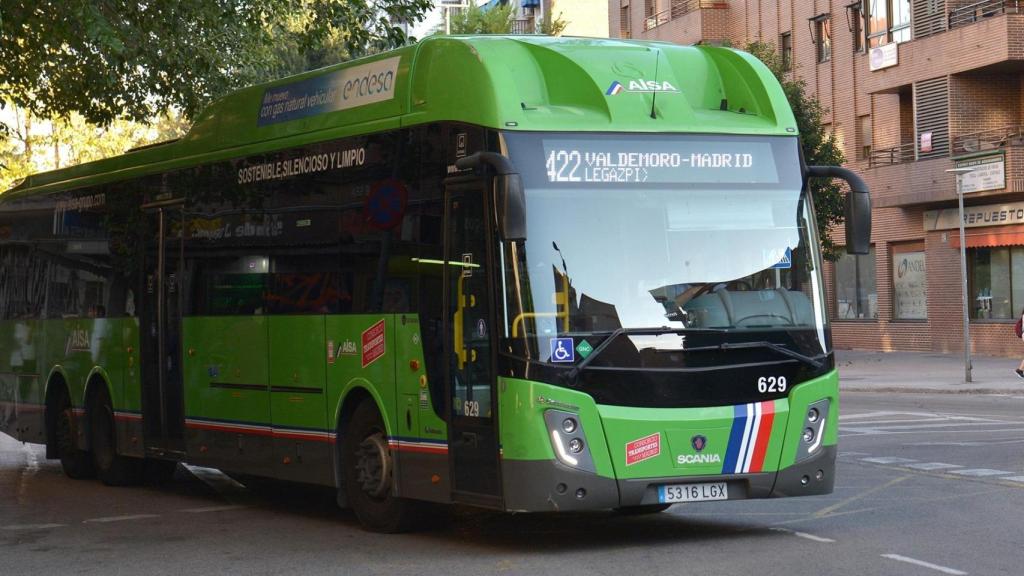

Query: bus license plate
[658,482,728,503]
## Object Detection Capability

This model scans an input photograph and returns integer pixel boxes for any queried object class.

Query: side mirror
[456,151,527,242]
[807,165,871,255]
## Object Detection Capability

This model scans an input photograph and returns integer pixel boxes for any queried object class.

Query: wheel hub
[354,432,392,499]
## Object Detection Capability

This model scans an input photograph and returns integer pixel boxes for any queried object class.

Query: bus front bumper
[502,444,835,512]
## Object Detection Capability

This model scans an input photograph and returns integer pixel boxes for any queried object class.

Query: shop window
[969,247,1024,320]
[892,244,926,320]
[835,246,877,319]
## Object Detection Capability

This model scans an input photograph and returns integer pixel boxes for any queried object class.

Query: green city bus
[0,36,870,532]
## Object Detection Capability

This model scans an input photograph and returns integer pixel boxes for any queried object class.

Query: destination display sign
[541,138,779,185]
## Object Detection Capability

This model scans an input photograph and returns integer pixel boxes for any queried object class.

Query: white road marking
[1003,476,1024,483]
[861,457,917,464]
[841,427,1024,437]
[179,505,248,513]
[881,554,968,575]
[1,523,65,531]
[905,462,964,471]
[82,514,160,524]
[947,469,1013,477]
[838,451,870,457]
[770,527,835,543]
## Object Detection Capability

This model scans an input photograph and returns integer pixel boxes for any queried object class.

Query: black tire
[53,388,94,479]
[342,399,422,533]
[144,459,180,485]
[89,386,143,486]
[614,504,672,515]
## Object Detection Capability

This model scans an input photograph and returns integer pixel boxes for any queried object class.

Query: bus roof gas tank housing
[407,36,796,136]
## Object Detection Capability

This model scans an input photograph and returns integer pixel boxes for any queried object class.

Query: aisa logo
[606,79,680,95]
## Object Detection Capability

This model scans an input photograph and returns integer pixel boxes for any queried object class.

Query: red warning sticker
[361,319,386,368]
[625,433,661,466]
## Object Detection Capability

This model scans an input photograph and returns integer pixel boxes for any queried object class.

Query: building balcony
[638,0,728,44]
[859,11,1023,96]
[870,129,1024,208]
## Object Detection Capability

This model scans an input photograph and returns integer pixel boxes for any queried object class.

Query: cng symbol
[550,338,575,363]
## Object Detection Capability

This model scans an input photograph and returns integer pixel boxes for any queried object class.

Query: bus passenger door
[140,203,186,456]
[444,176,502,506]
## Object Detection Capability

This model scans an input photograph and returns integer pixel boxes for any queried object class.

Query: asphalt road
[2,391,1024,576]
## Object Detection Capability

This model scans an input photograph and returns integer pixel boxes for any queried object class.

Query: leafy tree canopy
[439,3,567,35]
[745,41,847,261]
[0,0,431,126]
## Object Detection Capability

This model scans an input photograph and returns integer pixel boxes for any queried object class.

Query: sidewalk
[835,349,1024,394]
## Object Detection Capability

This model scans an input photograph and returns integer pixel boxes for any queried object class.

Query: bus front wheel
[342,399,421,533]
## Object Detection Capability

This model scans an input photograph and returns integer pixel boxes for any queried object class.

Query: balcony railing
[869,143,917,167]
[511,18,535,34]
[952,125,1024,155]
[643,0,728,31]
[949,0,1020,30]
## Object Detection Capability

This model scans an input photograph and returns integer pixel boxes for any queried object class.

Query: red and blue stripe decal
[722,400,776,474]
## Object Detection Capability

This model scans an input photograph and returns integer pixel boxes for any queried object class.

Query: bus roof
[5,35,796,198]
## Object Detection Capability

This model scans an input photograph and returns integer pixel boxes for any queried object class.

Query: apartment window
[866,0,911,48]
[969,247,1024,320]
[892,243,926,320]
[780,32,793,71]
[848,2,864,52]
[813,16,832,63]
[857,115,873,160]
[620,0,631,38]
[835,246,877,319]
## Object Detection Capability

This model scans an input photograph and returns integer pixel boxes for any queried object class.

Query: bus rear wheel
[342,399,421,533]
[54,389,93,479]
[89,387,143,486]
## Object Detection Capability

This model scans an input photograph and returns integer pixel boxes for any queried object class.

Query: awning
[948,224,1024,248]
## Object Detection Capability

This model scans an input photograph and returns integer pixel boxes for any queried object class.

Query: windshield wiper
[561,331,823,386]
[563,326,689,385]
[682,341,824,369]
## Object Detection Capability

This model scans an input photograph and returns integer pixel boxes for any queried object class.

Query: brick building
[609,0,1024,357]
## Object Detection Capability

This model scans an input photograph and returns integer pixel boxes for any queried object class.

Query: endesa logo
[606,79,680,95]
[343,69,395,101]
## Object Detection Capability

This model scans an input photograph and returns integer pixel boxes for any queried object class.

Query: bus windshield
[501,132,829,367]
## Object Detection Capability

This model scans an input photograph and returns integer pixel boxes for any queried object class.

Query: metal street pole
[947,167,976,383]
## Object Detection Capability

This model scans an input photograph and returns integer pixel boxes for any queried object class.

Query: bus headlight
[795,399,830,463]
[544,410,596,473]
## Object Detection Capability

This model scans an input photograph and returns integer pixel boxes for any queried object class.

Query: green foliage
[0,0,431,126]
[0,106,188,192]
[538,11,569,36]
[442,3,515,34]
[745,41,847,261]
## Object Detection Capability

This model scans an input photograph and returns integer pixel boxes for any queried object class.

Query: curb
[842,386,1022,395]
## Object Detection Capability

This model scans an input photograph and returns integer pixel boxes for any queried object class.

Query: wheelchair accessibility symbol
[550,338,575,363]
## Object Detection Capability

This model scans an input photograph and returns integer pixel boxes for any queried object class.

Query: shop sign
[893,251,927,320]
[869,42,898,71]
[924,200,1024,231]
[954,154,1006,194]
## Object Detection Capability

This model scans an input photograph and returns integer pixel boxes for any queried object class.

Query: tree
[444,3,515,34]
[538,11,568,36]
[745,41,847,261]
[0,0,431,127]
[0,105,188,192]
